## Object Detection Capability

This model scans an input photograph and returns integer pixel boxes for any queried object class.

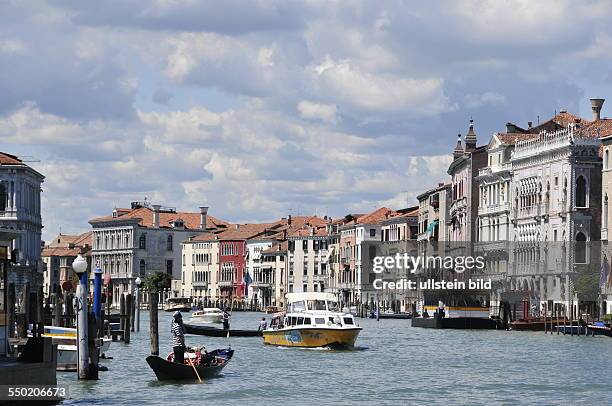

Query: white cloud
[297,100,339,123]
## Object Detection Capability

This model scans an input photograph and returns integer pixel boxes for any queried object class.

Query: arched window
[139,234,146,249]
[167,235,173,251]
[605,149,610,170]
[0,183,6,211]
[575,176,587,208]
[139,259,146,276]
[575,232,587,264]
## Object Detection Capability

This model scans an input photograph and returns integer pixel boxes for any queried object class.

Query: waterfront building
[41,232,92,297]
[599,112,612,316]
[447,120,487,243]
[260,241,288,308]
[508,105,604,318]
[338,207,396,307]
[179,233,219,303]
[417,183,451,243]
[381,207,419,242]
[0,152,45,292]
[89,203,228,306]
[287,225,330,295]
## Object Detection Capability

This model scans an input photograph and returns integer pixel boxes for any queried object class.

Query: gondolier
[171,311,186,364]
[222,308,231,330]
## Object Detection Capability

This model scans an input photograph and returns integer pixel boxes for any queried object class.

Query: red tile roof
[0,152,24,165]
[42,231,93,257]
[576,118,612,139]
[496,132,538,145]
[356,207,396,225]
[90,206,229,231]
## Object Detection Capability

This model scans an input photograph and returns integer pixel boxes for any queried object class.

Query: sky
[1,0,612,241]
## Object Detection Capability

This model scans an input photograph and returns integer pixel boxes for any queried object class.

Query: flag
[600,256,609,288]
[241,271,253,297]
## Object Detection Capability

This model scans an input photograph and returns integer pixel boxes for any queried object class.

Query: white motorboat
[42,325,111,371]
[190,308,223,323]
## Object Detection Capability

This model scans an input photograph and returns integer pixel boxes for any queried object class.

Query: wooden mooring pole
[124,294,132,344]
[149,291,159,355]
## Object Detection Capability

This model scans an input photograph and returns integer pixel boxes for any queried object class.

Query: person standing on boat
[222,308,230,330]
[171,311,186,364]
[258,317,267,331]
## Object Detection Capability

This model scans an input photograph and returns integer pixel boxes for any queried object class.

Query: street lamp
[135,277,142,332]
[72,254,90,380]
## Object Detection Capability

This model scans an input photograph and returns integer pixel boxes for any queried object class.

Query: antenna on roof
[537,115,540,125]
[19,156,41,163]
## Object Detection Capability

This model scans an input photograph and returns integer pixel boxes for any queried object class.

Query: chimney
[590,98,605,121]
[199,206,208,230]
[152,205,161,228]
[288,215,292,225]
[235,224,239,230]
[505,122,519,133]
[527,121,533,129]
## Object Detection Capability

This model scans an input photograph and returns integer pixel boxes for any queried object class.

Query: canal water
[59,311,611,405]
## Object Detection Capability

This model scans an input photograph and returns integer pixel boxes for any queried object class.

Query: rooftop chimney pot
[152,204,161,228]
[590,98,605,121]
[199,206,208,229]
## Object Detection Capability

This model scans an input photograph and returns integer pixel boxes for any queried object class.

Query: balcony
[251,281,271,289]
[193,280,208,288]
[478,202,510,215]
[302,275,309,283]
[218,280,234,287]
[313,274,327,283]
[602,228,608,241]
[288,275,294,284]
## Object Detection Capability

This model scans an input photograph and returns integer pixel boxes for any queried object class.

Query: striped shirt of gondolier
[171,321,185,346]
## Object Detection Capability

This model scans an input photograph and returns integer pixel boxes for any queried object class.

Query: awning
[426,220,439,237]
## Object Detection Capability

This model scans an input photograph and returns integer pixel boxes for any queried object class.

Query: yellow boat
[262,292,361,349]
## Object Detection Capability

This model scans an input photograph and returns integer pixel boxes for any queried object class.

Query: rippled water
[59,311,612,405]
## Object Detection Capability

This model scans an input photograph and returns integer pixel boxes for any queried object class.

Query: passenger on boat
[422,309,429,318]
[258,317,267,331]
[171,311,186,364]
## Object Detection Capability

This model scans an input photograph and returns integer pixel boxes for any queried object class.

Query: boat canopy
[285,292,337,303]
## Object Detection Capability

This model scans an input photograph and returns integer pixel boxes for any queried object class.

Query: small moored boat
[262,292,362,349]
[146,348,234,381]
[164,297,192,312]
[183,323,262,337]
[190,308,223,323]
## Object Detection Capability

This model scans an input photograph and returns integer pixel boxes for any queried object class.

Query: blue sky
[1,1,611,241]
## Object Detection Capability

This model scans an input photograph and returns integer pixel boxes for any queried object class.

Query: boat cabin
[269,292,357,329]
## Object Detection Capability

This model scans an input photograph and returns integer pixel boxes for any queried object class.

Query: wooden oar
[187,356,202,383]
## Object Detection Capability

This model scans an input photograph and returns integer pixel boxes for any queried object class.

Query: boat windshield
[307,300,327,311]
[327,301,338,311]
[290,301,306,312]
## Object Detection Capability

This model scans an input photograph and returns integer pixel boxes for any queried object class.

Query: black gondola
[184,323,262,337]
[146,348,234,381]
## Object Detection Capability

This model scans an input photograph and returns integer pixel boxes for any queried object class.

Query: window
[303,284,307,292]
[0,183,6,211]
[139,259,146,276]
[167,235,173,251]
[554,176,558,186]
[302,240,308,252]
[369,228,376,237]
[139,234,146,249]
[315,317,325,325]
[343,317,354,325]
[575,232,587,264]
[605,194,609,230]
[575,176,587,208]
[166,259,173,274]
[303,317,311,325]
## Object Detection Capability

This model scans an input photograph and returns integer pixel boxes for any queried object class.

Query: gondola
[146,348,234,381]
[183,323,262,337]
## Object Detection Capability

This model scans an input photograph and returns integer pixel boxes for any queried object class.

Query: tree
[144,272,172,293]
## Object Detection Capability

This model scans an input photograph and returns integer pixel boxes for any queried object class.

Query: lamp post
[72,254,90,380]
[135,277,142,332]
